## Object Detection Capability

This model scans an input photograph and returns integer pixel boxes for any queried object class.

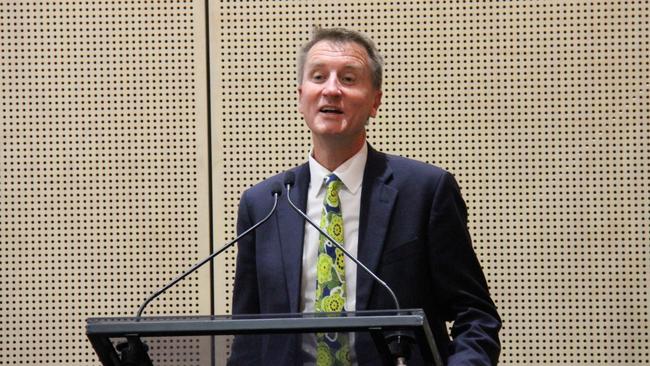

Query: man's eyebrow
[305,62,365,71]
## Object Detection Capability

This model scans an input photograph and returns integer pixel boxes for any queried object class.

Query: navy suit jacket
[230,145,501,365]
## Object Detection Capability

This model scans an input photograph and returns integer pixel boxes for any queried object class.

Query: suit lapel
[277,164,310,313]
[275,148,397,312]
[356,146,397,311]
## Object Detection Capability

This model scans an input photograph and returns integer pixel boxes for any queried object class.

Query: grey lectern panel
[86,309,442,366]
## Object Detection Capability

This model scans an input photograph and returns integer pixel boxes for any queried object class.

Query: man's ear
[369,90,382,118]
[297,85,304,114]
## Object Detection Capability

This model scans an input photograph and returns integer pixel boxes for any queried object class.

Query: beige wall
[1,0,648,364]
[1,1,211,364]
[209,1,649,365]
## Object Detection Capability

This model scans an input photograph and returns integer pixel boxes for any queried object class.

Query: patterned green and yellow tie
[315,174,351,366]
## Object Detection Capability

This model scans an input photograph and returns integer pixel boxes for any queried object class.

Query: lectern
[86,309,442,365]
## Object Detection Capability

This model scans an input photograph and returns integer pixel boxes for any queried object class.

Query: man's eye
[341,75,356,83]
[312,74,324,81]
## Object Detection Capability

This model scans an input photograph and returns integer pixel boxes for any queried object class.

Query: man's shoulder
[241,163,308,199]
[375,150,466,211]
[375,149,450,181]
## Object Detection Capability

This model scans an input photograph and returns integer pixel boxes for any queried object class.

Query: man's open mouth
[319,107,344,114]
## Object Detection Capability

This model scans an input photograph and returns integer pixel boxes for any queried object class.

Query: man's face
[298,40,382,145]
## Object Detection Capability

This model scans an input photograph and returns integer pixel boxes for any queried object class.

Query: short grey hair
[297,27,384,90]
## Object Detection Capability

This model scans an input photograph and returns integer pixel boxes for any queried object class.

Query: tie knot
[324,174,342,192]
[323,174,343,209]
[325,173,340,184]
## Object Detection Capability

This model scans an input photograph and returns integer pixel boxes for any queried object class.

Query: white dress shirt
[300,142,367,364]
[300,142,366,312]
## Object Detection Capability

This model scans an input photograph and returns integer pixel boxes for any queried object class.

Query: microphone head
[270,182,283,197]
[283,171,296,188]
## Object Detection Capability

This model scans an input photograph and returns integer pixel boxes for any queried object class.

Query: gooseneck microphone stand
[136,183,282,318]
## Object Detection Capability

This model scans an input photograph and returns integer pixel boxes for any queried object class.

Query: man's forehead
[305,40,370,67]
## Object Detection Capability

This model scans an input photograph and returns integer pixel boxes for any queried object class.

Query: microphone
[282,171,400,310]
[136,182,283,317]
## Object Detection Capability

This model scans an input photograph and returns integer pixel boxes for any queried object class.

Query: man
[230,28,501,365]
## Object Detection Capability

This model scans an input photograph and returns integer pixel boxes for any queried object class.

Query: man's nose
[322,75,342,97]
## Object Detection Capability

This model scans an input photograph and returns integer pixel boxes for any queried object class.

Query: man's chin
[315,114,346,124]
[309,119,346,134]
[311,127,366,144]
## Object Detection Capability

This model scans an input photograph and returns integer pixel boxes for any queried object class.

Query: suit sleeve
[228,189,262,365]
[428,172,501,366]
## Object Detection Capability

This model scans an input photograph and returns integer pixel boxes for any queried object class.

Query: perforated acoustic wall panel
[211,1,649,364]
[1,1,210,365]
[1,0,648,365]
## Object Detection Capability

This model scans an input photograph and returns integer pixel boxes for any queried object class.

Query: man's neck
[311,135,366,171]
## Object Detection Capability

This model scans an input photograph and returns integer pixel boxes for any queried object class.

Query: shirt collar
[308,142,368,196]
